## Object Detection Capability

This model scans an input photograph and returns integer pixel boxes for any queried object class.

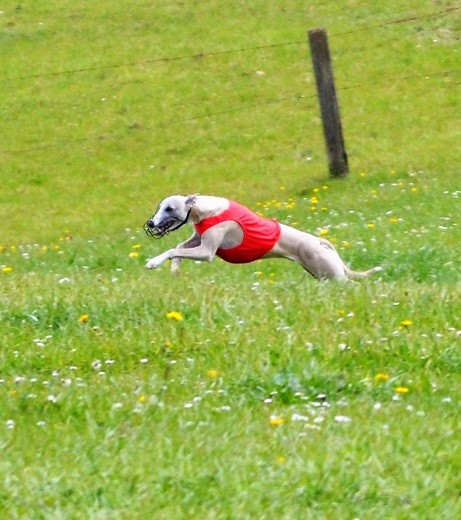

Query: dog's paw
[170,263,180,275]
[145,259,156,270]
[145,257,163,269]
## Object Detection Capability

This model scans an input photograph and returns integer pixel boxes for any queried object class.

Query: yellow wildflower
[132,244,142,250]
[79,314,89,324]
[166,311,183,321]
[207,369,219,379]
[400,319,413,328]
[395,386,409,394]
[269,416,285,427]
[138,395,148,404]
[367,223,376,230]
[276,456,287,464]
[129,252,139,258]
[374,373,390,383]
[319,228,329,237]
[1,266,13,273]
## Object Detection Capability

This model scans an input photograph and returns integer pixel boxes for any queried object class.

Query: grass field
[1,1,460,518]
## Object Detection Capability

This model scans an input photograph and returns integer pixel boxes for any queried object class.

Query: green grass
[1,0,460,518]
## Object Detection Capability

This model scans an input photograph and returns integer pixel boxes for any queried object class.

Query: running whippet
[144,194,382,280]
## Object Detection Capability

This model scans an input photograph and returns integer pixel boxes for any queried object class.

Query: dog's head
[144,194,197,238]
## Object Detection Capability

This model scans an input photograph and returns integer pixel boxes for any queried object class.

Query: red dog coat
[194,201,281,264]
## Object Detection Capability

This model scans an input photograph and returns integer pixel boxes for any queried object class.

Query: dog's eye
[165,206,173,213]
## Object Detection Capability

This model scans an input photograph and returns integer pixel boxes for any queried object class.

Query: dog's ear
[185,194,198,208]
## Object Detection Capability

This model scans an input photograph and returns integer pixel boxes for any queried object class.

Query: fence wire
[1,5,458,83]
[1,5,459,154]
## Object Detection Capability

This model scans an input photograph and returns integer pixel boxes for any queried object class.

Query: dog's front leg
[146,244,214,270]
[146,227,226,271]
[146,231,201,271]
[170,232,201,274]
[145,251,171,269]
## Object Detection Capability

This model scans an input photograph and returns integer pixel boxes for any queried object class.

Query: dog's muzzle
[143,209,191,239]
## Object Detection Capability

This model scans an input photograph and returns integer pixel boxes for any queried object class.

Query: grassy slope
[1,0,460,518]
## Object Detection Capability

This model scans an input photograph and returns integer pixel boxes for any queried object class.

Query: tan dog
[144,195,382,280]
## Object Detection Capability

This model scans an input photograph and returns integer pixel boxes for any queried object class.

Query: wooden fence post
[308,28,349,177]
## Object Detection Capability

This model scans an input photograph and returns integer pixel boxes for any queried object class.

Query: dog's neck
[190,196,229,223]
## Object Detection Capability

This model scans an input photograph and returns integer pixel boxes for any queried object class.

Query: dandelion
[389,217,400,224]
[207,369,219,379]
[367,223,376,230]
[129,252,139,258]
[166,311,183,321]
[269,416,285,427]
[319,228,329,237]
[276,456,287,464]
[132,244,142,250]
[79,314,89,324]
[138,395,147,404]
[1,266,12,273]
[400,319,413,328]
[375,373,390,383]
[395,386,409,394]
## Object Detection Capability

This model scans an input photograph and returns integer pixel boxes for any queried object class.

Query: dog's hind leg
[270,225,348,280]
[318,238,383,280]
[298,239,348,280]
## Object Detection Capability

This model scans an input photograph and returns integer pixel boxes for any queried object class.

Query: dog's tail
[344,265,383,279]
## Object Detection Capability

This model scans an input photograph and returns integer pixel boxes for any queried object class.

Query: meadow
[1,1,460,518]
